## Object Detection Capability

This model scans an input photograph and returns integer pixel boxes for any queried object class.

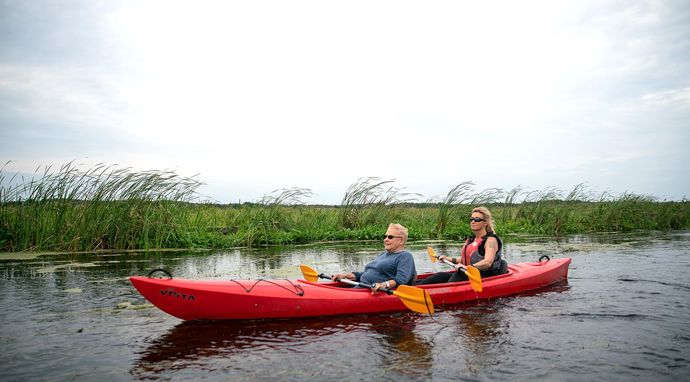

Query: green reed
[433,182,505,238]
[238,188,316,246]
[0,162,204,251]
[340,177,421,230]
[1,163,688,252]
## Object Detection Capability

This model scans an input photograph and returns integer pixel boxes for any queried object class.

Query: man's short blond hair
[389,223,408,242]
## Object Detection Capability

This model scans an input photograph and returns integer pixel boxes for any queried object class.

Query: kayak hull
[130,257,571,321]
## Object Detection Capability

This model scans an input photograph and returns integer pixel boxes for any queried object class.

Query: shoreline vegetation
[1,163,688,252]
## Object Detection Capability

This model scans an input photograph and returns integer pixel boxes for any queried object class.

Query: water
[1,232,689,381]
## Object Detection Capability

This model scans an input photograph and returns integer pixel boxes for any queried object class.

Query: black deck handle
[147,268,173,279]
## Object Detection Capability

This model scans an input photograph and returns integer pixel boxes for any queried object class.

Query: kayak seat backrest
[499,259,508,275]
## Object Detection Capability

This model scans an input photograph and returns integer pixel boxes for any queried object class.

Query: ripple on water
[556,312,654,321]
[617,277,690,291]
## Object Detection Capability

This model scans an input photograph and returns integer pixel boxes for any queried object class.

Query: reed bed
[0,162,203,251]
[340,177,421,229]
[1,163,688,252]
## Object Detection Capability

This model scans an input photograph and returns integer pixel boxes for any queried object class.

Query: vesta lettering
[159,289,196,301]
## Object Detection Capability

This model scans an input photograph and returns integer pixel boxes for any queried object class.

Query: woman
[332,223,417,292]
[418,206,506,285]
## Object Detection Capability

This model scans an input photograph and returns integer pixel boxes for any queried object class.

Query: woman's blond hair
[472,206,496,234]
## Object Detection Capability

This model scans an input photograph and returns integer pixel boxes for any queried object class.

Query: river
[1,231,689,381]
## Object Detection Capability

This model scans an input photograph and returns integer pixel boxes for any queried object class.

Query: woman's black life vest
[462,232,503,272]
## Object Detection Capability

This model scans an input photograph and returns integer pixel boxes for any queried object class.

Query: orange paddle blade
[465,265,483,292]
[394,285,435,315]
[426,247,438,263]
[299,264,320,282]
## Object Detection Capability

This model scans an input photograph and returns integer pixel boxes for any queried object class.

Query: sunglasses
[383,235,402,240]
[469,217,485,223]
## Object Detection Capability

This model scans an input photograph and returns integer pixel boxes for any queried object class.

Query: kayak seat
[499,259,508,274]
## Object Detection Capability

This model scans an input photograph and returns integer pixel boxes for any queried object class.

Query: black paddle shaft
[322,273,395,295]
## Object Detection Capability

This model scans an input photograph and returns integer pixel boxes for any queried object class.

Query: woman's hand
[438,255,450,263]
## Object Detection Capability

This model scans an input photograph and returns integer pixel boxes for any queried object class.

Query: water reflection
[452,304,509,376]
[369,316,433,378]
[131,314,433,380]
[427,282,571,379]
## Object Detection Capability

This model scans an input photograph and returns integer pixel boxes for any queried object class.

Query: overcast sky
[1,0,689,204]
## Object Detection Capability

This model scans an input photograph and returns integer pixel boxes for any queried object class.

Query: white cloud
[0,65,124,129]
[1,0,689,202]
[642,87,690,106]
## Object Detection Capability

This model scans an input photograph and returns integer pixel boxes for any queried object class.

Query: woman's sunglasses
[469,217,485,223]
[383,235,401,240]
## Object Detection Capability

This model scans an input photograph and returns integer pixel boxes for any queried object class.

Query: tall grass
[0,162,203,251]
[433,182,505,239]
[509,183,592,234]
[589,192,661,231]
[239,188,315,246]
[1,163,688,252]
[340,177,420,230]
[500,185,524,222]
[434,181,474,237]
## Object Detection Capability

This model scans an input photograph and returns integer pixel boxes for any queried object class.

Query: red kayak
[130,257,571,320]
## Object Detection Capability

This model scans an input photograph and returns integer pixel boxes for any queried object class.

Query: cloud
[642,87,690,106]
[1,0,689,202]
[0,65,125,127]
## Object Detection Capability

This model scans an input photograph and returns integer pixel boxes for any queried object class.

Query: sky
[1,0,689,204]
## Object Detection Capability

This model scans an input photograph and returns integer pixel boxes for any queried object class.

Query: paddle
[427,247,483,292]
[299,264,434,315]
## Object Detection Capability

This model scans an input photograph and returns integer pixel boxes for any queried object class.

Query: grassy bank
[1,165,688,252]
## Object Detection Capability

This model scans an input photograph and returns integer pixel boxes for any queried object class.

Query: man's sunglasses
[469,217,485,223]
[383,235,402,240]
